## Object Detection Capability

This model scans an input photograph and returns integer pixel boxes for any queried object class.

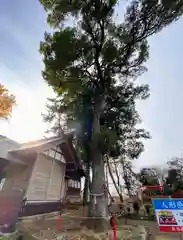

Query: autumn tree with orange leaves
[0,84,15,118]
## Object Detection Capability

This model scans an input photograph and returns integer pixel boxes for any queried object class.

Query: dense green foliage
[40,0,183,220]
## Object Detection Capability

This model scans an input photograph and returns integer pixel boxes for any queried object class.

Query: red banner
[160,226,183,232]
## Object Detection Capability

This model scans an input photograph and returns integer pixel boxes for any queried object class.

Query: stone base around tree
[84,217,110,232]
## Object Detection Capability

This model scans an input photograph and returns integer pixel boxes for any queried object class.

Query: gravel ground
[120,218,182,240]
[19,209,182,240]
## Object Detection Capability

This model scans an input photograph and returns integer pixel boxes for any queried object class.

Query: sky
[0,0,183,170]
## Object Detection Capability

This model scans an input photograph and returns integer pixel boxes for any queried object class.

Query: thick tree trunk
[107,157,123,202]
[86,97,109,231]
[87,150,109,231]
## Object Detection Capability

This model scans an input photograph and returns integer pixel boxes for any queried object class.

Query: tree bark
[87,150,109,231]
[108,188,114,203]
[114,161,124,200]
[105,163,111,204]
[121,158,132,197]
[83,161,90,205]
[86,97,109,231]
[106,156,123,202]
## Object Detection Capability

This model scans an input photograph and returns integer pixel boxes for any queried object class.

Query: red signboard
[160,226,183,232]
